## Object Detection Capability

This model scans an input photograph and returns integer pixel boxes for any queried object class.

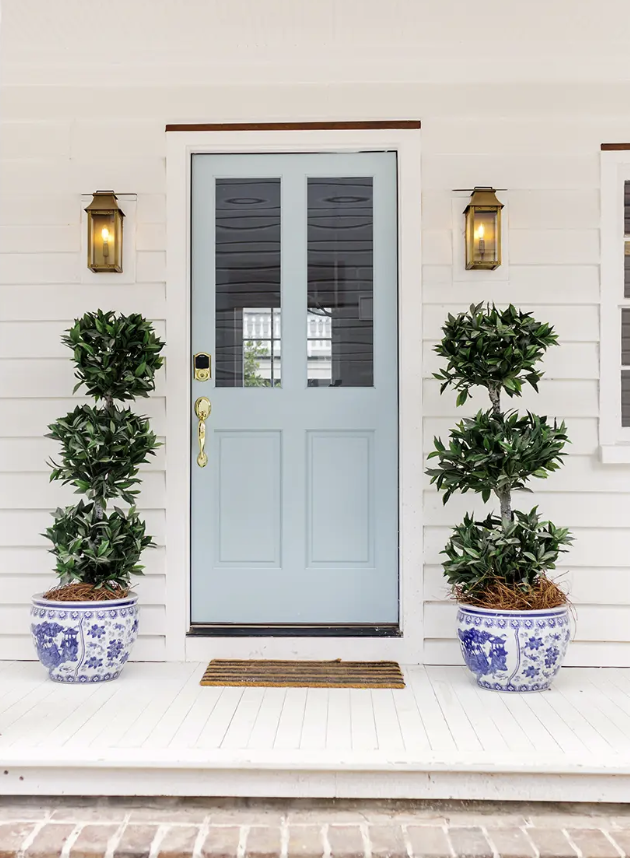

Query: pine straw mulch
[43,582,130,602]
[455,574,568,611]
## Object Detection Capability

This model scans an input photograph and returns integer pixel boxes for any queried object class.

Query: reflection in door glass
[307,178,374,387]
[215,179,281,387]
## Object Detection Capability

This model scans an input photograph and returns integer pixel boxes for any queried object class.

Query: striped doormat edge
[200,659,405,688]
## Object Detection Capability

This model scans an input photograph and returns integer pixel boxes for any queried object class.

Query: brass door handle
[194,397,211,468]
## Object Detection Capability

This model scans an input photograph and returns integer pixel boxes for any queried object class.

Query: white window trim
[165,127,423,662]
[600,151,630,463]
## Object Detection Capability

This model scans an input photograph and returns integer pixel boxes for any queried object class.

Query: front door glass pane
[215,178,281,387]
[307,178,374,387]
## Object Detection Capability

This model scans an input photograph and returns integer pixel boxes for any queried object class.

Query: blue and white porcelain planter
[457,604,571,692]
[30,593,139,683]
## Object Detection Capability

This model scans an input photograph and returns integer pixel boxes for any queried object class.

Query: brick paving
[1,798,630,857]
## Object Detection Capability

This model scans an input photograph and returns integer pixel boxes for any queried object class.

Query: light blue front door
[190,152,398,627]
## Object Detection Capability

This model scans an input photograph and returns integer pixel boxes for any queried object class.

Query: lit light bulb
[101,226,110,259]
[477,221,486,257]
[101,227,110,242]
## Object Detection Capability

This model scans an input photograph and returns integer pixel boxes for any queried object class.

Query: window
[600,150,630,460]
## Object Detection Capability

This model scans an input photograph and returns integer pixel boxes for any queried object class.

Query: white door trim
[165,127,423,662]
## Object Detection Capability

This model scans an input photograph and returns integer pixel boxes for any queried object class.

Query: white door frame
[165,125,423,663]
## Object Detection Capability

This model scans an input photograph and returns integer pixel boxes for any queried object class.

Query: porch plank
[371,689,405,752]
[325,689,352,750]
[221,687,265,749]
[248,688,286,750]
[425,666,483,753]
[299,688,328,750]
[196,687,244,749]
[274,688,308,750]
[404,665,457,753]
[349,689,378,751]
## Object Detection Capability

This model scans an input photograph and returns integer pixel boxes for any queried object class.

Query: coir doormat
[200,659,405,689]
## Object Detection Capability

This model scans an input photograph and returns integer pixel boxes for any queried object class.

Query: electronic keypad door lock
[193,352,211,382]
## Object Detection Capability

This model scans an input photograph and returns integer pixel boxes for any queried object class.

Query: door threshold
[188,624,401,638]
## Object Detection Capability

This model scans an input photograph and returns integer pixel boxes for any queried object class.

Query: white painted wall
[1,0,630,664]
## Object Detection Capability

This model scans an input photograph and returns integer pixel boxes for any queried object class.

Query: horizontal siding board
[0,121,72,158]
[423,379,598,417]
[421,154,599,191]
[136,194,166,225]
[3,573,166,605]
[0,437,165,473]
[0,397,165,437]
[0,253,80,284]
[0,509,165,547]
[507,190,600,230]
[136,223,166,252]
[0,320,166,358]
[0,546,165,577]
[423,416,598,455]
[70,121,166,159]
[0,284,166,322]
[423,304,599,343]
[509,229,600,265]
[0,158,165,195]
[0,472,165,511]
[425,526,630,568]
[0,225,80,253]
[424,565,630,607]
[424,341,598,380]
[0,359,166,398]
[422,265,600,305]
[0,195,80,226]
[420,230,452,265]
[0,634,165,662]
[136,251,166,282]
[423,489,630,529]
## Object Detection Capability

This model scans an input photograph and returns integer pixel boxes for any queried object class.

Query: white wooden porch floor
[2,661,630,802]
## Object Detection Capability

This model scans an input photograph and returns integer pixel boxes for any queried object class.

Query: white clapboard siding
[423,490,630,529]
[421,154,599,191]
[3,573,166,605]
[0,509,165,547]
[423,341,598,380]
[0,547,165,577]
[0,158,165,195]
[0,438,166,473]
[0,359,167,398]
[0,398,166,437]
[425,526,630,568]
[0,225,81,253]
[423,379,598,418]
[0,472,165,510]
[423,304,598,343]
[0,320,167,358]
[423,417,598,455]
[423,566,630,607]
[0,285,166,322]
[422,264,601,306]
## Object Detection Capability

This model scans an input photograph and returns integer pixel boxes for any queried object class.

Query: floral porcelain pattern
[457,605,570,692]
[30,595,139,683]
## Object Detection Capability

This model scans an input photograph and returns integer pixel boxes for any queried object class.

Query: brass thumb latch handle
[194,397,211,468]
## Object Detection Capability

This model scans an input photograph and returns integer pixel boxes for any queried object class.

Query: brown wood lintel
[601,143,630,150]
[165,120,421,132]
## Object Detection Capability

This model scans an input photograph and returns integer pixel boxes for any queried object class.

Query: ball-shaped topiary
[426,303,573,606]
[44,310,165,597]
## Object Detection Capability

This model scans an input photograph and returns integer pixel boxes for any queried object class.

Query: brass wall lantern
[464,187,504,270]
[85,191,125,272]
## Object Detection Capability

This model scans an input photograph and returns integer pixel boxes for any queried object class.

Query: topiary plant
[43,310,165,600]
[426,303,573,609]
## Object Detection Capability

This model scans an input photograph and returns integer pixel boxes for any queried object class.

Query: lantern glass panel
[88,210,123,272]
[470,208,498,267]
